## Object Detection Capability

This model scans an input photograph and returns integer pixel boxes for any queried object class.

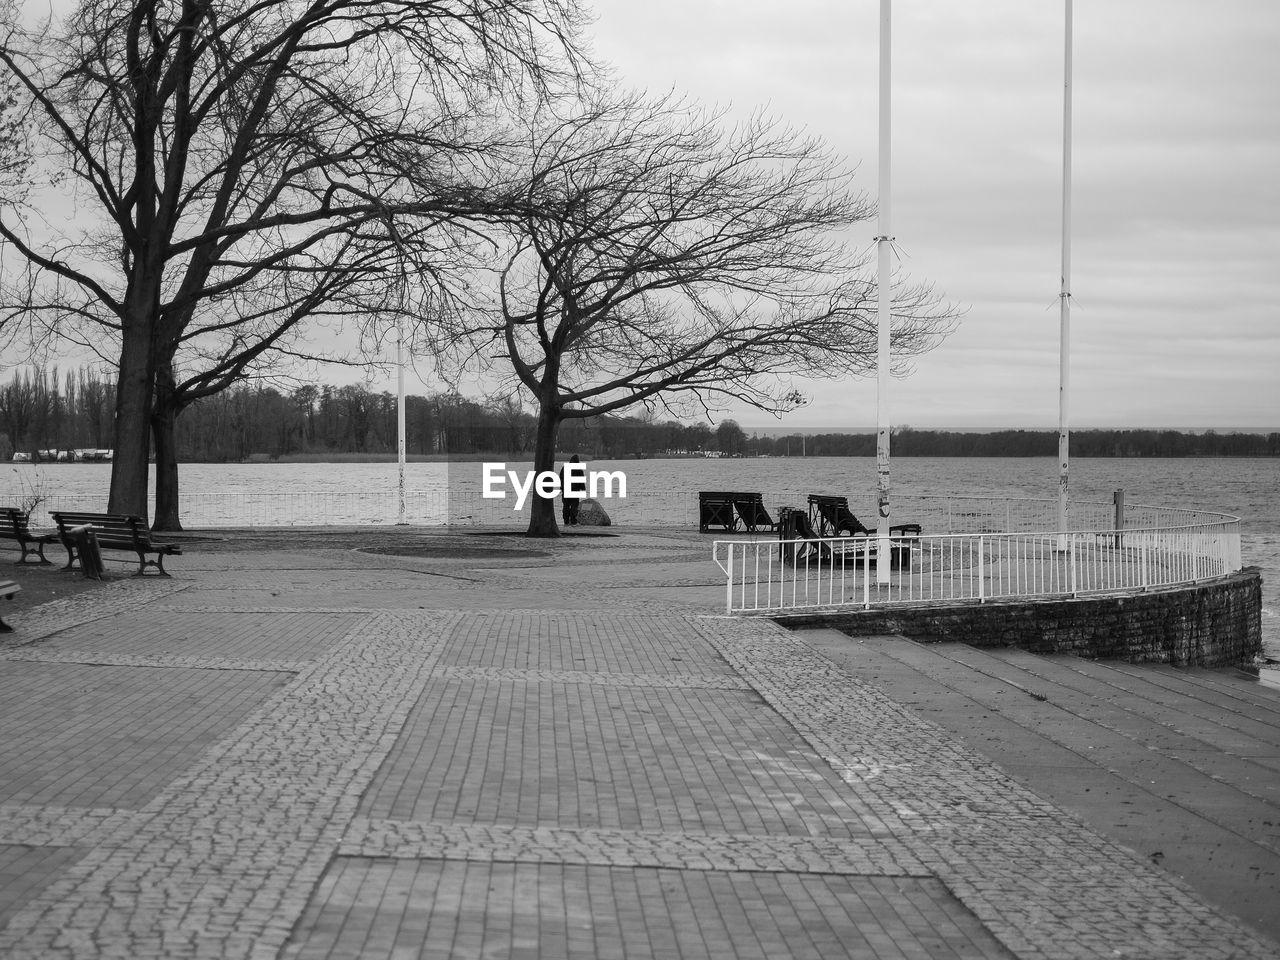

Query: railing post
[725,541,734,614]
[977,535,985,602]
[863,539,871,609]
[1069,535,1078,595]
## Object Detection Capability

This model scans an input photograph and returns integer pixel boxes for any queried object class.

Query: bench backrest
[1,507,34,537]
[50,511,151,546]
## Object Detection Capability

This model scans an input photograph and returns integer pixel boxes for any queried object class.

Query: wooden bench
[1,507,58,565]
[0,578,17,631]
[49,511,182,577]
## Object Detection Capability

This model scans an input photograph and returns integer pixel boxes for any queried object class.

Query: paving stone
[358,675,884,838]
[339,818,927,876]
[32,611,364,662]
[0,806,140,846]
[0,578,187,645]
[0,662,293,809]
[282,860,1013,960]
[2,539,1276,960]
[0,612,458,958]
[432,665,752,689]
[0,844,86,929]
[692,617,1280,960]
[434,611,739,676]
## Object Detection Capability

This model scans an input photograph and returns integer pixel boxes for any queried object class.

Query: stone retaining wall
[776,568,1262,667]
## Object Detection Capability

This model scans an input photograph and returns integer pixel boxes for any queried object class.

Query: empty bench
[1,507,57,564]
[50,511,182,577]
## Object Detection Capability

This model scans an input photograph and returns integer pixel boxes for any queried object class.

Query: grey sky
[8,2,1275,431]
[580,0,1280,430]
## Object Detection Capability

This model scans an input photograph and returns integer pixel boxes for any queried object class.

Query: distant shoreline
[210,451,1280,465]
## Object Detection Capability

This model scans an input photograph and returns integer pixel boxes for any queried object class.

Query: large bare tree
[0,0,585,522]
[463,94,959,536]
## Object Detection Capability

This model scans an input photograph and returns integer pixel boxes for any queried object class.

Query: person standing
[559,454,583,526]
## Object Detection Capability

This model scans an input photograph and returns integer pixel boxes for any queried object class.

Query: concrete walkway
[0,527,1276,959]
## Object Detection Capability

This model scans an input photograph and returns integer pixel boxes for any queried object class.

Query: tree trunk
[151,362,184,532]
[107,320,155,520]
[525,399,562,538]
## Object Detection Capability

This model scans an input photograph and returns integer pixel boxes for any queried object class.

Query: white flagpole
[1057,0,1073,549]
[397,319,407,525]
[875,0,893,585]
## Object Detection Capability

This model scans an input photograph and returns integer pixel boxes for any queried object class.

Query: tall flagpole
[397,319,407,524]
[1057,0,1073,548]
[875,0,893,585]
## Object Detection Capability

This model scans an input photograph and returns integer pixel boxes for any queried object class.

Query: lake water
[7,456,1277,659]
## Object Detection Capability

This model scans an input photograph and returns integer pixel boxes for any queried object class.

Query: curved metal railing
[712,497,1242,615]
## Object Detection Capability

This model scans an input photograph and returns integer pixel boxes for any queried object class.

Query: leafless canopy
[0,0,588,517]
[480,92,957,425]
[465,91,958,534]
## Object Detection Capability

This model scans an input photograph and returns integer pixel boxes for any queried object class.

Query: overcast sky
[565,0,1278,431]
[11,2,1275,431]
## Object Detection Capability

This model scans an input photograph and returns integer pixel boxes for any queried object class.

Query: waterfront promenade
[0,526,1277,959]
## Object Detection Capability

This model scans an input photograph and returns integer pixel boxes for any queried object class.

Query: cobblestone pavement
[0,531,1276,958]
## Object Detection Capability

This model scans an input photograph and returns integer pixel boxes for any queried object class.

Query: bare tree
[0,0,586,522]
[147,214,478,528]
[0,67,28,207]
[461,93,959,536]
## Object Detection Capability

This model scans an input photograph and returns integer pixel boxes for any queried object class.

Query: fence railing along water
[16,483,1227,533]
[18,487,1243,617]
[712,496,1243,615]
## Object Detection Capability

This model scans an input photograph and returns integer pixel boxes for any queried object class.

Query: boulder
[575,497,612,526]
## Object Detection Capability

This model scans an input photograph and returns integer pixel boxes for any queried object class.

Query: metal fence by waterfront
[711,497,1243,615]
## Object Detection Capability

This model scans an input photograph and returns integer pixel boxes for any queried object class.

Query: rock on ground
[577,498,611,526]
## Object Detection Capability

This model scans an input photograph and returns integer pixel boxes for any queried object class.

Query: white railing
[712,515,1243,615]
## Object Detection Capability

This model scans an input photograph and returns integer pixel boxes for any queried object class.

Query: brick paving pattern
[0,844,86,929]
[28,610,365,661]
[0,662,292,807]
[0,536,1275,959]
[284,861,1009,960]
[692,617,1279,960]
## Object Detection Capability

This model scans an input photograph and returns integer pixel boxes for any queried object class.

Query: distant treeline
[2,367,1277,461]
[774,428,1280,459]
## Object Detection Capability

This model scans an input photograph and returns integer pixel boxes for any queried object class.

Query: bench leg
[133,553,171,577]
[17,542,52,565]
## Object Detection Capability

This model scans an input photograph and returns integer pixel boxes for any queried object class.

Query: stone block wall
[776,568,1262,668]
